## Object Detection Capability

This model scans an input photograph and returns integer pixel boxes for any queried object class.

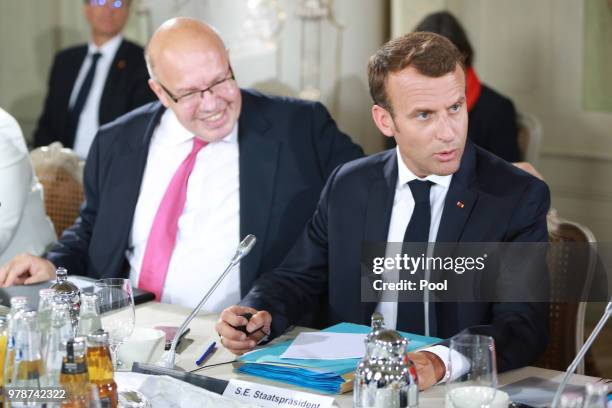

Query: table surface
[133,302,602,407]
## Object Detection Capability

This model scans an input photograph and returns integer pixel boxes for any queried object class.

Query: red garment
[466,66,482,112]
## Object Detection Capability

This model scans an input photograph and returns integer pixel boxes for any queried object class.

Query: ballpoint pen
[195,341,217,366]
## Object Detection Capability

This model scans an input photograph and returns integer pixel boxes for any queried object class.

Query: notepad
[280,332,367,360]
[236,322,441,394]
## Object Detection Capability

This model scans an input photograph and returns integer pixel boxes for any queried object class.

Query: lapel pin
[117,59,127,69]
[456,201,465,209]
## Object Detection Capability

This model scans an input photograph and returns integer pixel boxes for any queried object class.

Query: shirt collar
[395,146,453,188]
[87,34,123,58]
[158,108,239,147]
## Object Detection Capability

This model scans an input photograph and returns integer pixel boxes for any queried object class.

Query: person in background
[33,0,155,159]
[413,11,521,162]
[0,108,56,265]
[0,18,363,314]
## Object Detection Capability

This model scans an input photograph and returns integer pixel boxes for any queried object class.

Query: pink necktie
[139,137,207,300]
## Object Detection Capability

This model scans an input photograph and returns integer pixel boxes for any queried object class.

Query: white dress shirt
[0,108,56,265]
[127,109,241,311]
[375,147,468,381]
[70,35,123,159]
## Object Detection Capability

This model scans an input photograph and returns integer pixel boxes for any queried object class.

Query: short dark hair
[367,31,465,113]
[414,11,474,67]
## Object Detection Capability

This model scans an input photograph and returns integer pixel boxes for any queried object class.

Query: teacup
[117,327,165,370]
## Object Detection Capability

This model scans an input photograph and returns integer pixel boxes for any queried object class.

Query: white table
[133,302,602,407]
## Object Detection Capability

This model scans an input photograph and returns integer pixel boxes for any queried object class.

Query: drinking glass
[94,278,135,370]
[446,334,498,408]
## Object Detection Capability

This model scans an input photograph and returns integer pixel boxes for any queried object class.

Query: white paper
[280,332,367,360]
[223,379,334,408]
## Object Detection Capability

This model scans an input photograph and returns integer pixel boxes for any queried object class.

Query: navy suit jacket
[33,39,156,148]
[45,89,363,298]
[242,141,550,372]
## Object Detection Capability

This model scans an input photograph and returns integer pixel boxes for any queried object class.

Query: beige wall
[392,0,612,242]
[0,0,387,154]
[0,0,148,145]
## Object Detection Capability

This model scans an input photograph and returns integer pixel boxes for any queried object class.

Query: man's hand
[0,254,56,287]
[407,351,446,391]
[216,305,272,355]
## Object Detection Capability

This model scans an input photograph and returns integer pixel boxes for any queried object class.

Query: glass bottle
[0,317,8,405]
[559,393,584,408]
[77,293,102,337]
[3,297,29,389]
[59,337,90,408]
[50,267,81,334]
[583,382,608,408]
[12,310,44,390]
[38,288,56,333]
[87,330,118,408]
[42,301,73,387]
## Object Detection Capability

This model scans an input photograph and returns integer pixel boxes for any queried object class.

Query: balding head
[146,17,226,80]
[146,17,241,143]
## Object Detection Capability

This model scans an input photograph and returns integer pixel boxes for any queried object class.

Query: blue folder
[236,322,441,394]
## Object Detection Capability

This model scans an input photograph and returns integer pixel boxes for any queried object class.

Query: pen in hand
[195,341,217,366]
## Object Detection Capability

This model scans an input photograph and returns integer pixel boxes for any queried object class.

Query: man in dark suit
[217,32,549,390]
[33,0,155,158]
[0,18,362,311]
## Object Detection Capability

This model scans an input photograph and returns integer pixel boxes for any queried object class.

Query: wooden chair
[536,209,598,375]
[516,111,542,166]
[30,142,84,238]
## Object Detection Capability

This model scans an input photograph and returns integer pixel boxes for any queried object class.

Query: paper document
[280,332,367,360]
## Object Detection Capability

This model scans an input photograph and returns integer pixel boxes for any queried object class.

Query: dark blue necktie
[396,179,433,334]
[66,52,102,146]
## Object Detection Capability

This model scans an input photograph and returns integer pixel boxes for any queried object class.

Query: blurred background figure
[33,0,155,159]
[0,107,56,265]
[414,11,521,162]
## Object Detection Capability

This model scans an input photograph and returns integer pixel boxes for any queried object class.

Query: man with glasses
[0,18,363,312]
[33,0,155,159]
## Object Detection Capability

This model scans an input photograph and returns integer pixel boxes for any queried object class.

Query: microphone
[551,299,611,407]
[159,234,257,368]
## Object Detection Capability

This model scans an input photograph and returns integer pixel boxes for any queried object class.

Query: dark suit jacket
[45,89,364,298]
[33,39,156,148]
[468,84,520,162]
[242,141,550,372]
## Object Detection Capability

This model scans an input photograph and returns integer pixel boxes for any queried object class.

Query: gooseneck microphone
[551,300,611,407]
[159,234,257,368]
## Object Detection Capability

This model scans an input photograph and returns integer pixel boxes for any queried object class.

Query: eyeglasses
[89,0,126,8]
[157,67,236,108]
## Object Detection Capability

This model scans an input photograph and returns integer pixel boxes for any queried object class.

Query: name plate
[223,379,335,408]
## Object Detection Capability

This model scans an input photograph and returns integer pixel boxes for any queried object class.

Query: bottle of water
[583,382,608,408]
[41,301,73,387]
[38,288,56,351]
[12,310,44,392]
[77,292,102,337]
[3,297,29,389]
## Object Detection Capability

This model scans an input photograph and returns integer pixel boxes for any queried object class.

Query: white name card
[223,379,335,408]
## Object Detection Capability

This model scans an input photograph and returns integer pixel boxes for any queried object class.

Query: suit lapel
[107,103,165,272]
[436,141,479,243]
[362,150,397,322]
[238,91,278,296]
[99,39,127,122]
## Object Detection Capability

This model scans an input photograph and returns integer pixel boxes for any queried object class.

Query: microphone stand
[551,300,611,407]
[158,234,257,369]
